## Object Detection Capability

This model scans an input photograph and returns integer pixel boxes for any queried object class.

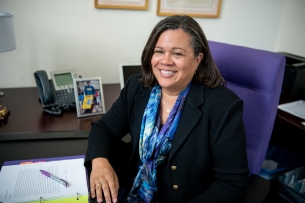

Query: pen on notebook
[40,170,69,187]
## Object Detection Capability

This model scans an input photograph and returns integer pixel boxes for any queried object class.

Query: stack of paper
[278,100,305,120]
[0,158,88,203]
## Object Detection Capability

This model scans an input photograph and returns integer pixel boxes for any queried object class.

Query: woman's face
[151,29,203,94]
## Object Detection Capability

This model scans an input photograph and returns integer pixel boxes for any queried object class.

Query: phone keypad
[56,90,69,104]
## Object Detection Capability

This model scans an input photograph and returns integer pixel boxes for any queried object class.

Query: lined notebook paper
[0,158,88,203]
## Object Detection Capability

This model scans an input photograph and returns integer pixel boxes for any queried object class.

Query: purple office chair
[209,41,286,202]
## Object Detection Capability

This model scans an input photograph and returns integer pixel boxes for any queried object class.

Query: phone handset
[34,70,55,106]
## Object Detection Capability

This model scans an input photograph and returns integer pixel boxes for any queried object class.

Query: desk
[0,84,120,168]
[266,98,305,203]
[0,85,122,203]
[0,131,90,167]
[270,97,305,158]
[275,98,305,135]
[0,84,120,134]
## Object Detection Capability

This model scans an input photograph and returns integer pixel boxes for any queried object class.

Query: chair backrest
[208,41,286,175]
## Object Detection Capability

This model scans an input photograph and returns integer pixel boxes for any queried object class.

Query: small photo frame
[157,0,222,18]
[73,77,106,118]
[95,0,148,10]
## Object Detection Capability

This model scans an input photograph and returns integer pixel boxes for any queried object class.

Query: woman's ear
[196,53,204,66]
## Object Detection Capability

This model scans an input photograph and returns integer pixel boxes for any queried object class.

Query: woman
[85,15,249,203]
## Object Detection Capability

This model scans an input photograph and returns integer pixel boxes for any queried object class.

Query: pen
[40,170,69,187]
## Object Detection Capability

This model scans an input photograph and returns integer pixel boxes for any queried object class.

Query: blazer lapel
[168,83,205,161]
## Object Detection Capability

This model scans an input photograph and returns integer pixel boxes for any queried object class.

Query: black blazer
[85,74,249,203]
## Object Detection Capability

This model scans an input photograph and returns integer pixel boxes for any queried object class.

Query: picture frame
[95,0,148,10]
[73,77,106,118]
[157,0,222,18]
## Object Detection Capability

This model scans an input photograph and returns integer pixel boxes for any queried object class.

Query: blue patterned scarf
[125,82,192,203]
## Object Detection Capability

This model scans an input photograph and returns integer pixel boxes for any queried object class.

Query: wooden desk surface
[276,97,305,135]
[276,109,305,135]
[0,84,120,134]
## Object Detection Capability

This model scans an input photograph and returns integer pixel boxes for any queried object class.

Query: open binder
[0,155,89,203]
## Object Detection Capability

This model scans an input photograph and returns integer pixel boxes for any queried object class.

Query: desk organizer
[278,166,305,203]
[260,145,305,180]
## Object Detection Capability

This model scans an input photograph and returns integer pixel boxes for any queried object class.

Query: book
[0,156,89,203]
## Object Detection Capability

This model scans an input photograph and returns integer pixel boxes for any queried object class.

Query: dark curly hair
[140,15,225,88]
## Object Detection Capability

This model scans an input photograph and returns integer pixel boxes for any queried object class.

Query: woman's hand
[90,158,119,203]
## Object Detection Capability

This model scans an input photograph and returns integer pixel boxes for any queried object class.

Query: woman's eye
[174,52,182,56]
[154,50,162,53]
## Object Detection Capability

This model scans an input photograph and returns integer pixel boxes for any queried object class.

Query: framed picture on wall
[95,0,148,10]
[73,77,106,118]
[157,0,222,18]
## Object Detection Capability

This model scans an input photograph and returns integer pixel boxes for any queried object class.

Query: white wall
[0,0,299,88]
[275,0,305,56]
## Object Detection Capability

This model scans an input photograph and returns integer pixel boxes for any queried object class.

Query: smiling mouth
[160,70,176,76]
